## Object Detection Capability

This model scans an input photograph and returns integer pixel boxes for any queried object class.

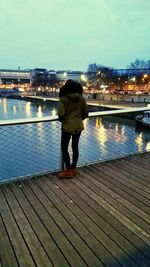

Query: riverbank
[3,94,150,116]
[23,95,150,109]
[87,99,150,109]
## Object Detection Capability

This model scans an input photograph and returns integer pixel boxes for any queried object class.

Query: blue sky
[0,0,150,71]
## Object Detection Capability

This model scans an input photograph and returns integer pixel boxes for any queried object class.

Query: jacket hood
[66,93,81,103]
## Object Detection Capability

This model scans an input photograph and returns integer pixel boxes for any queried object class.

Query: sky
[0,0,150,71]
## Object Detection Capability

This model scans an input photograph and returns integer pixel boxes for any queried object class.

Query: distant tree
[87,63,99,72]
[147,60,150,68]
[87,63,113,73]
[128,59,150,69]
[87,63,114,91]
[31,68,48,87]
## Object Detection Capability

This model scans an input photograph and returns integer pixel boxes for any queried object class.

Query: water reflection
[95,117,127,145]
[37,106,43,118]
[81,116,150,166]
[37,122,47,148]
[3,98,7,114]
[13,105,17,114]
[135,132,143,152]
[0,98,57,120]
[52,108,57,116]
[95,118,107,151]
[114,125,127,143]
[146,141,150,151]
[25,102,31,117]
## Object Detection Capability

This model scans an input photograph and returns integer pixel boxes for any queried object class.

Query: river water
[0,97,150,182]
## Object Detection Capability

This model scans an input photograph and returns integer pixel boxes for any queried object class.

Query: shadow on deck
[0,152,150,267]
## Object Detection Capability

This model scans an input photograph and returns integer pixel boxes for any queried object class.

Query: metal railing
[0,108,150,183]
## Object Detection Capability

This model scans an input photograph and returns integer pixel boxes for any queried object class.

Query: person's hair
[59,79,83,97]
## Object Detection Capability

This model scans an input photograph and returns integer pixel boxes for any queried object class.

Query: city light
[63,72,67,77]
[0,68,150,98]
[80,74,87,82]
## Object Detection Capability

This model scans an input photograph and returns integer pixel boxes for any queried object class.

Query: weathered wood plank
[9,182,70,267]
[118,156,150,175]
[71,173,150,245]
[41,174,138,267]
[0,213,19,267]
[1,152,150,267]
[62,172,150,260]
[26,178,108,267]
[0,187,36,267]
[100,161,150,196]
[106,160,150,187]
[45,173,150,266]
[124,156,150,172]
[21,179,90,267]
[78,168,150,234]
[91,163,150,205]
[2,184,53,267]
[112,159,150,183]
[87,165,150,213]
[95,161,150,200]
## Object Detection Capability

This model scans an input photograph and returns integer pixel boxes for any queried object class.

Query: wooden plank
[91,163,150,204]
[0,214,19,267]
[100,161,150,196]
[82,165,150,223]
[1,151,150,267]
[87,165,150,214]
[107,159,150,184]
[70,172,150,245]
[79,167,150,232]
[19,179,89,267]
[67,173,150,260]
[131,152,150,160]
[40,175,138,267]
[114,158,150,180]
[95,161,150,200]
[26,178,108,267]
[106,158,150,181]
[108,152,150,168]
[45,173,150,267]
[125,155,150,171]
[119,152,150,163]
[0,187,36,267]
[2,184,52,267]
[9,182,70,267]
[101,158,150,185]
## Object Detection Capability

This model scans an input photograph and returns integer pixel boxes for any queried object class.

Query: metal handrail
[0,106,149,126]
[0,115,58,126]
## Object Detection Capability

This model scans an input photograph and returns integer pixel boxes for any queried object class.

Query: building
[0,69,31,85]
[56,70,86,82]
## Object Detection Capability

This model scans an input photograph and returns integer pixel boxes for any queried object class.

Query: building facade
[0,69,31,84]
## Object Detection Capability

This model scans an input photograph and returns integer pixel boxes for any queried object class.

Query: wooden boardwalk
[0,152,150,267]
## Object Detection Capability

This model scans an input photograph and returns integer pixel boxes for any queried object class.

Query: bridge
[0,108,150,266]
[0,69,31,83]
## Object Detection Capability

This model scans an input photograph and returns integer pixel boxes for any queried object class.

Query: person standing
[58,80,88,178]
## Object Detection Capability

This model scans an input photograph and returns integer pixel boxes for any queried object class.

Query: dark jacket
[58,93,89,134]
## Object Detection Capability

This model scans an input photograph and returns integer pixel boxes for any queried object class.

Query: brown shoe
[58,169,73,179]
[72,168,77,176]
